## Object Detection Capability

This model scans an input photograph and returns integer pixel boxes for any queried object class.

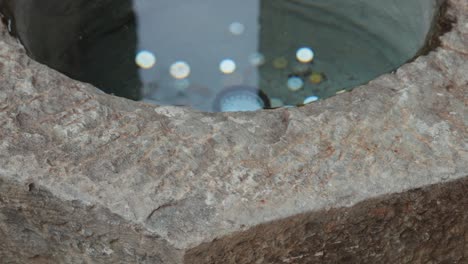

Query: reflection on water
[0,0,140,100]
[0,0,439,112]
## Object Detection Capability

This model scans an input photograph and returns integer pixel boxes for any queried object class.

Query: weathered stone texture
[0,179,182,264]
[186,176,468,263]
[0,0,467,263]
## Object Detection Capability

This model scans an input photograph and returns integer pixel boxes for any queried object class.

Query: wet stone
[1,0,440,111]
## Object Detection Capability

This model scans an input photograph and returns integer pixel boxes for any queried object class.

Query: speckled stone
[0,0,467,263]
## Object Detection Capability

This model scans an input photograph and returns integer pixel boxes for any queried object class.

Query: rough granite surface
[0,0,467,263]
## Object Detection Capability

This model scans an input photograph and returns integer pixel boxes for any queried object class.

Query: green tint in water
[0,0,440,112]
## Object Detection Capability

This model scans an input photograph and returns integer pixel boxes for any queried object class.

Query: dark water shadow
[0,0,141,100]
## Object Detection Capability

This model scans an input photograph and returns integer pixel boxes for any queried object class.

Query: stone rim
[0,0,467,261]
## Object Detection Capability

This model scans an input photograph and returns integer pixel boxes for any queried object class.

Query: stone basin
[0,0,467,263]
[0,0,448,111]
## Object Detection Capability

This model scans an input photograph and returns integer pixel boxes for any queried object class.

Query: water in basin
[0,0,440,112]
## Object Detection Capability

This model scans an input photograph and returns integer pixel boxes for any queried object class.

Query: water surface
[0,0,439,112]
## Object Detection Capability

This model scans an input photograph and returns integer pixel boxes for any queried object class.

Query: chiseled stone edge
[0,178,184,263]
[186,176,468,263]
[0,0,466,261]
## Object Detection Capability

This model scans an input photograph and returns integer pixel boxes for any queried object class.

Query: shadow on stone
[186,176,468,263]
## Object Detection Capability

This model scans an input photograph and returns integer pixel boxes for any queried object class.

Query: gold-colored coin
[309,72,323,84]
[273,57,288,69]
